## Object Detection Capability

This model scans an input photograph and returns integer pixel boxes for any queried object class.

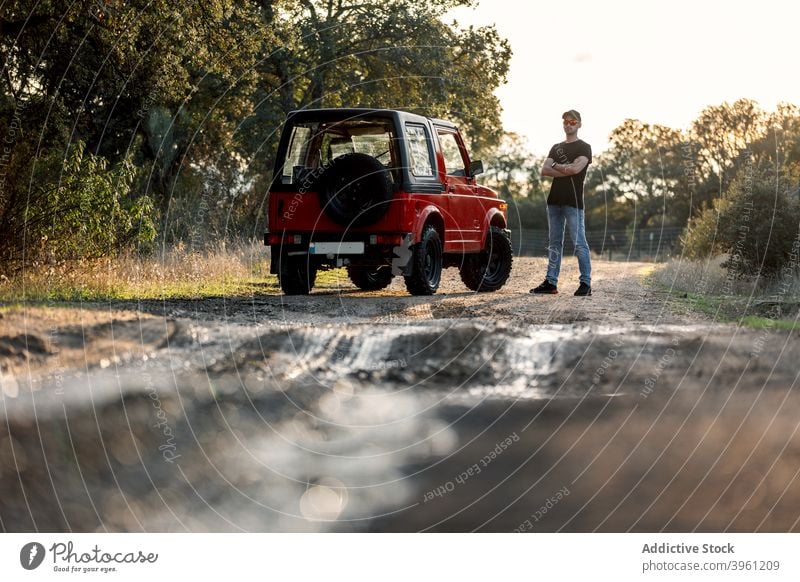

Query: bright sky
[447,0,800,156]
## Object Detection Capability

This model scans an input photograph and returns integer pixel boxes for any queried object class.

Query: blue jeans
[546,204,591,286]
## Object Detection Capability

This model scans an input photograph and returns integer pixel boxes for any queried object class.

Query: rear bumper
[266,232,413,274]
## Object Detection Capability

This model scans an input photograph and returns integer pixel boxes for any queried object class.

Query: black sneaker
[530,280,558,294]
[574,282,592,296]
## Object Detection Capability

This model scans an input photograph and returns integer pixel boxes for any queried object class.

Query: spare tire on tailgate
[317,153,394,227]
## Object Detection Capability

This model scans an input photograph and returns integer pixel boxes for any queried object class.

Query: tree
[754,102,800,196]
[1,141,155,268]
[681,158,800,279]
[1,0,277,250]
[258,0,510,155]
[689,98,769,209]
[482,132,542,199]
[1,0,513,261]
[586,119,688,229]
[480,132,547,230]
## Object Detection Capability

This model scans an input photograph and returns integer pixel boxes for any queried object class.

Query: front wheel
[404,225,443,296]
[459,226,513,292]
[279,254,317,295]
[347,265,394,291]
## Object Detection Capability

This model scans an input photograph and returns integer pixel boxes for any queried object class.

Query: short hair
[562,109,582,122]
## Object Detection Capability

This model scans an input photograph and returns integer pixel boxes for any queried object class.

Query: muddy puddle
[3,260,800,531]
[4,313,800,532]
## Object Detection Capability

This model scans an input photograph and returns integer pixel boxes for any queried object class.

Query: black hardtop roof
[286,108,458,130]
[429,117,458,130]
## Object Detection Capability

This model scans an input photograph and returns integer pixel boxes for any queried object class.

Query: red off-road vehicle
[265,108,513,295]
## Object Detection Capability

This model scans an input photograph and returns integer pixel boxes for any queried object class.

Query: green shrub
[681,159,800,278]
[3,142,156,271]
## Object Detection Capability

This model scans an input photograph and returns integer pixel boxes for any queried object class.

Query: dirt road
[2,257,800,532]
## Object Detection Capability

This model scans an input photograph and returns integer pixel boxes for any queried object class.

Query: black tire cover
[318,153,394,227]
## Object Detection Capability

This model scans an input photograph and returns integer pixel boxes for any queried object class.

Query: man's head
[562,110,582,136]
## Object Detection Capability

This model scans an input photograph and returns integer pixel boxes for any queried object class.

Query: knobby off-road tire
[279,254,317,295]
[404,225,443,296]
[346,265,394,291]
[318,153,393,227]
[459,226,513,292]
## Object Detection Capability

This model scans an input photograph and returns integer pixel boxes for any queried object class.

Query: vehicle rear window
[280,118,398,184]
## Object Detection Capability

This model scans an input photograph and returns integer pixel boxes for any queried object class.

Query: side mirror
[469,160,484,177]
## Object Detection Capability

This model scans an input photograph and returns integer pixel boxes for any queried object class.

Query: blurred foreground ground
[2,258,800,532]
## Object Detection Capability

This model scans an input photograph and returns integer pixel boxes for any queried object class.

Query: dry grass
[649,255,756,296]
[648,255,800,327]
[651,255,800,298]
[0,241,275,302]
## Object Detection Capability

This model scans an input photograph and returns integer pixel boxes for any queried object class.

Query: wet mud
[2,258,799,531]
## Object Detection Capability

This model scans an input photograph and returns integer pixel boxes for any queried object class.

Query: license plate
[309,242,365,255]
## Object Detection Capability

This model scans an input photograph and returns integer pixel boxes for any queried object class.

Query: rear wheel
[346,265,394,291]
[459,226,513,292]
[404,225,443,296]
[279,254,317,295]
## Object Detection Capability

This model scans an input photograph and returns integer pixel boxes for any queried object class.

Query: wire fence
[511,226,684,261]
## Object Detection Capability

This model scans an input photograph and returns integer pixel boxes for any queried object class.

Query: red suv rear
[266,108,512,295]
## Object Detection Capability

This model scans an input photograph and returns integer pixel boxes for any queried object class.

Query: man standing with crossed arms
[531,109,593,296]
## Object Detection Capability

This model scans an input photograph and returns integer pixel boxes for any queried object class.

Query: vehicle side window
[282,125,312,183]
[438,131,466,176]
[405,123,435,177]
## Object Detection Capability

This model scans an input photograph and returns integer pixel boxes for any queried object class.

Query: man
[531,109,592,296]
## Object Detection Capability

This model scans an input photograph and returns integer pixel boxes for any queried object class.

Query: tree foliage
[3,1,799,274]
[3,141,155,267]
[587,119,688,229]
[0,0,511,269]
[681,158,800,279]
[584,99,800,236]
[482,132,543,200]
[689,98,769,206]
[262,1,509,152]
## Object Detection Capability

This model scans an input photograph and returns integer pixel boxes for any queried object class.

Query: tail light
[267,233,303,245]
[373,234,404,245]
